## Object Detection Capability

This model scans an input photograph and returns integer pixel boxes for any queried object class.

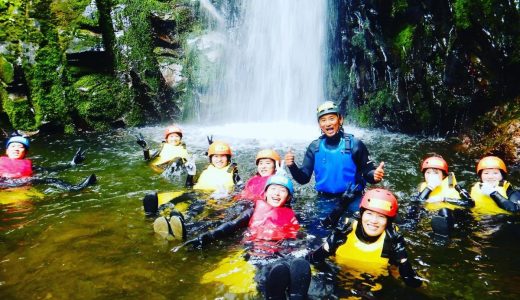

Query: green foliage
[394,25,416,60]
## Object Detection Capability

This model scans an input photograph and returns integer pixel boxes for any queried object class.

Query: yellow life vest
[335,221,389,276]
[0,186,44,205]
[193,164,234,192]
[470,181,511,216]
[418,172,462,211]
[151,143,188,168]
[200,250,257,295]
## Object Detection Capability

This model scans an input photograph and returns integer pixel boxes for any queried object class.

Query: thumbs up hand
[374,161,385,182]
[284,148,295,167]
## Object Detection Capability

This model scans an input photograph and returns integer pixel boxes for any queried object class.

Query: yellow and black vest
[193,164,234,192]
[418,173,462,211]
[470,181,511,216]
[335,221,389,275]
[151,143,188,168]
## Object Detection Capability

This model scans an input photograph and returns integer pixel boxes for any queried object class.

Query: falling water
[198,0,328,123]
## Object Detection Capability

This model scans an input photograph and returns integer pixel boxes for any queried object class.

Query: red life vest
[247,199,300,241]
[0,156,33,178]
[239,175,270,201]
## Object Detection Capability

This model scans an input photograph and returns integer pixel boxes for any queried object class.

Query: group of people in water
[1,100,519,299]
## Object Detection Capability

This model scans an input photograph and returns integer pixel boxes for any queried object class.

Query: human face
[166,133,182,146]
[6,142,27,159]
[265,184,290,207]
[424,168,444,181]
[318,114,343,138]
[361,209,388,237]
[481,168,503,186]
[211,154,229,169]
[257,158,276,177]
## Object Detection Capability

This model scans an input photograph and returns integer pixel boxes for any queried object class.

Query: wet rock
[157,57,185,88]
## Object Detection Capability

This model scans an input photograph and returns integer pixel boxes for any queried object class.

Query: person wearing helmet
[284,101,385,234]
[237,149,281,201]
[135,125,190,174]
[189,140,241,192]
[470,156,520,214]
[0,134,96,192]
[307,188,423,291]
[407,153,474,236]
[176,175,311,300]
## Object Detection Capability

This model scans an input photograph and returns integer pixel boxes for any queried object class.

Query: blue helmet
[265,175,294,195]
[6,136,30,150]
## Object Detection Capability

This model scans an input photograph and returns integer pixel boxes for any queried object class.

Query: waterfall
[198,0,328,124]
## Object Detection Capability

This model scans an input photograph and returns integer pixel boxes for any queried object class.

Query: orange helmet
[255,149,281,165]
[421,156,449,174]
[476,156,507,175]
[360,188,398,218]
[164,126,183,139]
[208,141,232,157]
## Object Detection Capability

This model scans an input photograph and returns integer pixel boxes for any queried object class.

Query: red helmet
[421,156,448,174]
[476,156,507,175]
[164,126,183,139]
[360,188,398,218]
[208,141,232,156]
[255,149,281,165]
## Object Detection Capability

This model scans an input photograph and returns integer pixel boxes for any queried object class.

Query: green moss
[72,74,134,131]
[394,25,416,60]
[1,93,38,130]
[25,41,69,126]
[351,31,366,50]
[0,55,14,85]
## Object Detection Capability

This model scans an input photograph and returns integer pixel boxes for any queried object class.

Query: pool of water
[1,123,519,299]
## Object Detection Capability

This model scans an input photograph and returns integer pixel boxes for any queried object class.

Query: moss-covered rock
[0,55,14,85]
[71,74,133,131]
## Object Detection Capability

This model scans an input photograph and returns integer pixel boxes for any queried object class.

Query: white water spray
[198,0,328,124]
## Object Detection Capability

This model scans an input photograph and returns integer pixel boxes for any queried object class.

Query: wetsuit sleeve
[508,187,520,204]
[490,188,520,212]
[195,208,254,246]
[351,139,377,184]
[287,141,317,184]
[453,184,475,208]
[386,225,422,287]
[306,219,353,263]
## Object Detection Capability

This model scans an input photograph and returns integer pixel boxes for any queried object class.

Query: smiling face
[6,142,27,159]
[318,113,343,138]
[481,168,503,186]
[257,158,276,177]
[166,133,182,146]
[211,154,229,169]
[265,184,290,208]
[361,209,388,237]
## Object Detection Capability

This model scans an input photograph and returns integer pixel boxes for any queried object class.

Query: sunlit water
[1,123,519,299]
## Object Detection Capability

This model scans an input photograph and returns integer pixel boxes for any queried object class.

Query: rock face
[328,0,519,135]
[458,98,520,166]
[0,0,199,132]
